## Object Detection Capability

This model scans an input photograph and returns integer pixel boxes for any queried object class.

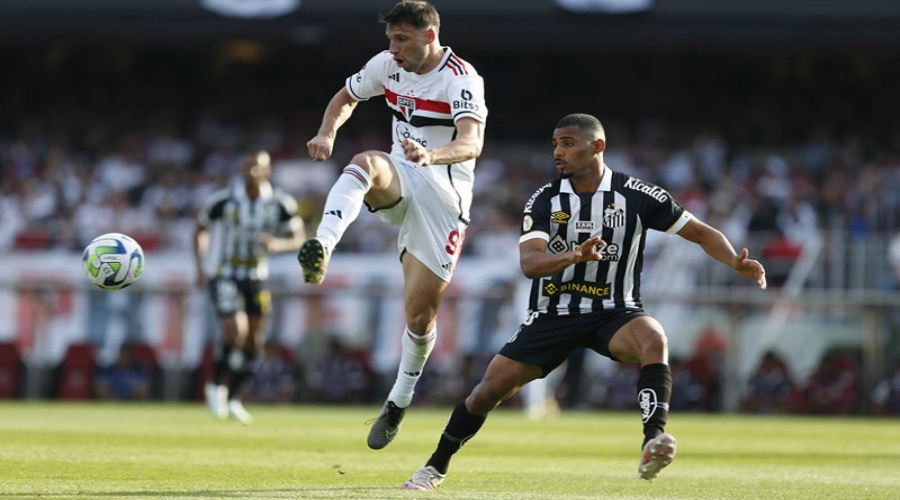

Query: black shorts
[498,308,647,377]
[209,278,271,317]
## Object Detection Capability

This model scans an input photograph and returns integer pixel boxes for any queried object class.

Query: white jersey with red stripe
[345,47,488,221]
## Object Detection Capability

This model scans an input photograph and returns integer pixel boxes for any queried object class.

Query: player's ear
[426,27,436,44]
[595,138,606,153]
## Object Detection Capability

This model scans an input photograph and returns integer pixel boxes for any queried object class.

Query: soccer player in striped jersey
[402,114,767,490]
[195,150,305,425]
[299,0,487,450]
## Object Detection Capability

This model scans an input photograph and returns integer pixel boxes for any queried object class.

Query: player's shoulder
[439,48,481,78]
[524,180,558,212]
[614,170,673,204]
[272,188,298,209]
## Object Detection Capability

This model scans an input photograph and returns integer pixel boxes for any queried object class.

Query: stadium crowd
[2,46,900,414]
[2,48,900,257]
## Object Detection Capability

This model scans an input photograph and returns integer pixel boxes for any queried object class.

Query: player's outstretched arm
[677,218,767,290]
[308,88,359,162]
[259,218,306,254]
[404,117,484,167]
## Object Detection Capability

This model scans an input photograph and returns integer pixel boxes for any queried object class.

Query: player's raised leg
[298,163,371,284]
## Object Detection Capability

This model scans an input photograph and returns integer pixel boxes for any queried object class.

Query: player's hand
[195,270,207,288]
[307,134,335,162]
[733,248,767,290]
[403,138,431,167]
[258,233,275,253]
[571,236,607,264]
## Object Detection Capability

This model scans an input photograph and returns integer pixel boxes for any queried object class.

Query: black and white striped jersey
[198,181,300,281]
[519,166,692,316]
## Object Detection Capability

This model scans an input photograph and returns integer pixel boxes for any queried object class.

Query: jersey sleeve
[197,189,229,226]
[520,183,553,243]
[274,191,303,233]
[345,52,390,102]
[447,74,488,124]
[643,186,692,234]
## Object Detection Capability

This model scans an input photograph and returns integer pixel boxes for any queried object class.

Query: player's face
[386,23,430,73]
[241,153,271,185]
[552,126,600,179]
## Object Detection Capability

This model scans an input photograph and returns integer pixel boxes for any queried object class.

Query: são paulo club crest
[397,95,416,121]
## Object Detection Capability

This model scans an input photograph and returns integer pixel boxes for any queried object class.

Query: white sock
[387,326,436,408]
[315,165,371,249]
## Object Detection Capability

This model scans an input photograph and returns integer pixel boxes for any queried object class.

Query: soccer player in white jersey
[402,114,767,491]
[298,0,488,450]
[195,150,305,425]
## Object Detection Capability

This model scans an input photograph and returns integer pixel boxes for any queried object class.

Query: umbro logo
[325,210,343,219]
[389,72,400,82]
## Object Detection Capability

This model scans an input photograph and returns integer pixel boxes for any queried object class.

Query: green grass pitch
[1,402,898,499]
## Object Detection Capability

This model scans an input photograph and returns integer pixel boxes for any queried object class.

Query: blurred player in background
[195,150,305,424]
[402,113,767,490]
[299,0,488,449]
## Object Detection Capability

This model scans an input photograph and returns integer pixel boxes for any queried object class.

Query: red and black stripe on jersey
[522,170,688,316]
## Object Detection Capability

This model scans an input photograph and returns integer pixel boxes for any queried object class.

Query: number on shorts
[445,229,465,256]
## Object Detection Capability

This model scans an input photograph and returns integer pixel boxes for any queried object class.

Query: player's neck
[415,44,444,74]
[570,163,603,193]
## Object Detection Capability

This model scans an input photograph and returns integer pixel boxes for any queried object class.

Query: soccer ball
[81,233,144,290]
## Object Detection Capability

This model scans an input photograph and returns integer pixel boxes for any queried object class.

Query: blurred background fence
[2,0,900,416]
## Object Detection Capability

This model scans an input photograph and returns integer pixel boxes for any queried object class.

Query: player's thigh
[606,315,667,364]
[351,151,401,207]
[241,280,271,317]
[498,313,585,377]
[401,253,449,331]
[396,181,467,282]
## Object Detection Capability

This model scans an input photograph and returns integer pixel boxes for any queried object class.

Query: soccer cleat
[227,399,254,425]
[638,433,677,481]
[297,238,331,285]
[204,383,229,419]
[402,466,445,491]
[367,400,406,450]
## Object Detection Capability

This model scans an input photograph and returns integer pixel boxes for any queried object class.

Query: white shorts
[370,154,468,282]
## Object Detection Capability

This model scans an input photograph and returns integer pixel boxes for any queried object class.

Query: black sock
[637,363,672,447]
[227,348,256,399]
[211,343,231,385]
[426,401,487,474]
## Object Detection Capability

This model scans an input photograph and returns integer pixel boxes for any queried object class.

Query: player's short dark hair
[379,0,441,31]
[555,113,605,138]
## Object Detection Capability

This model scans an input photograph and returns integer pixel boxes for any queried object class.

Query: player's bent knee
[638,329,668,361]
[350,151,389,174]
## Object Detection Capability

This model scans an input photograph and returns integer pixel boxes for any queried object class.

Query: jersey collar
[560,164,612,194]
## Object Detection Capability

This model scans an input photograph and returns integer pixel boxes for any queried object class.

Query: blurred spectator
[669,358,707,411]
[94,342,151,400]
[307,337,370,404]
[247,342,298,403]
[597,363,640,410]
[741,351,794,413]
[870,364,900,416]
[685,328,726,411]
[788,351,860,414]
[761,229,803,287]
